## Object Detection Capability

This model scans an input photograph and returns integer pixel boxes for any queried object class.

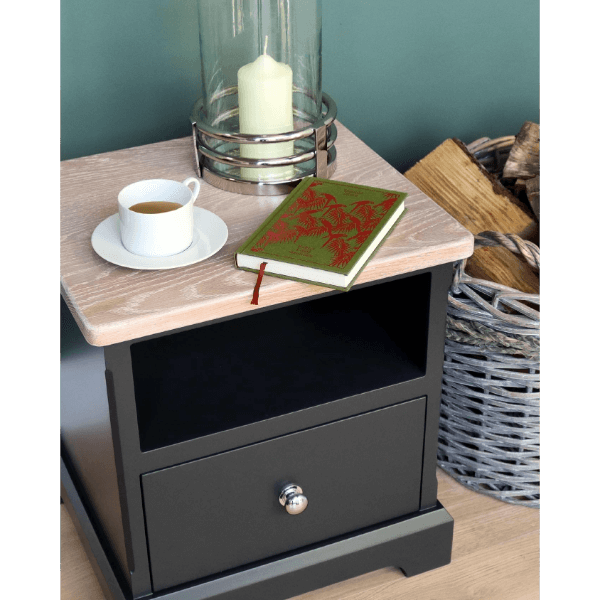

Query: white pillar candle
[238,40,294,181]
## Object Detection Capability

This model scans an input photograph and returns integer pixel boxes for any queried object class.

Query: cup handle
[183,177,201,204]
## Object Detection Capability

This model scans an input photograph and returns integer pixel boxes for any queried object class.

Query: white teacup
[118,178,200,257]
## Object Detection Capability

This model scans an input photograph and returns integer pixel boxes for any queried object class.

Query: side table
[61,123,473,600]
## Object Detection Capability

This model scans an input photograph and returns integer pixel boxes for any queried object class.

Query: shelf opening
[131,273,431,451]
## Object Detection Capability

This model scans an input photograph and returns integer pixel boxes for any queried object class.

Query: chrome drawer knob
[279,484,308,515]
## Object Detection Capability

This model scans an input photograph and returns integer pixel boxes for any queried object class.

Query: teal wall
[61,0,539,171]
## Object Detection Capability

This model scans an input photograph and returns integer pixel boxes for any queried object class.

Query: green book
[235,177,408,291]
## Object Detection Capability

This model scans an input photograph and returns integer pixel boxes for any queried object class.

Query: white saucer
[91,207,228,270]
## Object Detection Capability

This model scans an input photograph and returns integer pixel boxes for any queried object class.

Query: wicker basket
[466,135,516,176]
[437,137,540,508]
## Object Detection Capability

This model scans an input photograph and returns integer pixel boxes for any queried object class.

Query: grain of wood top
[61,469,540,600]
[61,123,473,346]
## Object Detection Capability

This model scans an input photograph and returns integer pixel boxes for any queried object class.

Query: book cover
[236,177,408,290]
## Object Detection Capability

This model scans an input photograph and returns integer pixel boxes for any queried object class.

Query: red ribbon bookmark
[251,262,268,305]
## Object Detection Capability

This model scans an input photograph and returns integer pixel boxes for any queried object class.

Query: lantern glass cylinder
[193,0,326,184]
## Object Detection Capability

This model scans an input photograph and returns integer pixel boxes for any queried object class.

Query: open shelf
[131,273,431,452]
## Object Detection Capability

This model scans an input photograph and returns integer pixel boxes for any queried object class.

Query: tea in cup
[118,178,200,257]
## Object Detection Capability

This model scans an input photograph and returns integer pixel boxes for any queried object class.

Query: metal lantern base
[198,157,337,196]
[191,92,338,196]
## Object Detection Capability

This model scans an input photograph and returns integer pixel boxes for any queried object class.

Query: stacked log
[405,124,540,294]
[503,121,540,221]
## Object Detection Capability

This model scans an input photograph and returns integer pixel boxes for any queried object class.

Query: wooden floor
[61,469,539,600]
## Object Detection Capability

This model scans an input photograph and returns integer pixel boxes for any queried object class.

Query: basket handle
[475,231,540,271]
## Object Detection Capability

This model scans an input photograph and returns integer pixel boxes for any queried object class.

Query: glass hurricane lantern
[191,0,337,195]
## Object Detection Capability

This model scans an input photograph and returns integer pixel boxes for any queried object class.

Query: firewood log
[405,138,539,293]
[503,122,540,179]
[518,221,539,247]
[467,246,539,294]
[525,175,540,220]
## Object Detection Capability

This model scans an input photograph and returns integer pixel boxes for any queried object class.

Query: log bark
[525,175,540,220]
[503,122,540,179]
[405,138,539,293]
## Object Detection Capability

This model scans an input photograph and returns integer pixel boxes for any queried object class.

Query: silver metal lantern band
[191,91,338,196]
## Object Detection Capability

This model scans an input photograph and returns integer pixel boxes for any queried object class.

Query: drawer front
[142,397,426,592]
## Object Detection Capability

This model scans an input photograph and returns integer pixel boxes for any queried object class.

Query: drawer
[142,397,426,592]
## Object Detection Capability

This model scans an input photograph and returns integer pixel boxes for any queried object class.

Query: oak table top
[61,123,473,346]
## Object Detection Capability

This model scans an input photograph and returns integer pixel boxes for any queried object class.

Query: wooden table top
[61,123,473,346]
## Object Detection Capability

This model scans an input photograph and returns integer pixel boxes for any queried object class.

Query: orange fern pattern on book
[251,182,401,268]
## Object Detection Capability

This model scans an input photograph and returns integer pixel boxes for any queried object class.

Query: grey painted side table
[60,123,473,600]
